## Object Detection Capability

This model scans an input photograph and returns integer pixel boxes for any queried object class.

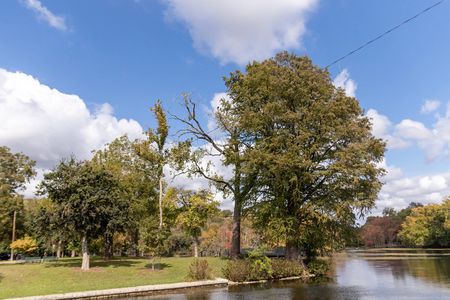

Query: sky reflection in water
[128,250,450,300]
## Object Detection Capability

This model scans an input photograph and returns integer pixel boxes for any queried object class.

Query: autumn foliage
[10,236,38,254]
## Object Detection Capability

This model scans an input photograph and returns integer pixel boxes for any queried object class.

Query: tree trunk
[56,240,62,258]
[285,239,301,261]
[193,237,199,258]
[130,228,139,257]
[10,210,16,261]
[81,235,90,271]
[71,249,76,257]
[104,232,113,260]
[231,196,241,258]
[159,177,163,229]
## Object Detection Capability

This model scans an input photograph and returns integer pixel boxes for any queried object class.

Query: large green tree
[228,52,385,259]
[40,159,128,270]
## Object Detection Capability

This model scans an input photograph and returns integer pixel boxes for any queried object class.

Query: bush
[222,260,249,282]
[307,259,330,276]
[223,258,306,282]
[10,236,38,254]
[187,259,213,281]
[247,247,273,280]
[271,259,305,279]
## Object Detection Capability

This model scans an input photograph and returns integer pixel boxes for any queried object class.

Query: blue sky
[1,0,450,212]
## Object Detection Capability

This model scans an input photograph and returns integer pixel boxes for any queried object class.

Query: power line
[326,0,445,69]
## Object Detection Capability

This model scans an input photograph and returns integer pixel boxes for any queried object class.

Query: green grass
[0,257,226,299]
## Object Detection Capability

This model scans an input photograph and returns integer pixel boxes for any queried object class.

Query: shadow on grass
[142,262,171,270]
[44,258,142,269]
[0,273,3,283]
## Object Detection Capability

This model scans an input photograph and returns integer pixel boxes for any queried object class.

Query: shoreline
[8,278,229,300]
[7,275,314,300]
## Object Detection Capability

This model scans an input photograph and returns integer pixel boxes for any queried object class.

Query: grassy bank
[0,257,226,299]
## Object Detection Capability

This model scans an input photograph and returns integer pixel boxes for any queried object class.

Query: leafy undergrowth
[223,258,307,282]
[306,259,330,277]
[186,258,213,281]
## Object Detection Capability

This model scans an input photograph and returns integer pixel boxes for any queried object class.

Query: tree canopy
[40,159,127,270]
[0,146,36,197]
[176,190,219,257]
[399,199,450,247]
[227,52,386,259]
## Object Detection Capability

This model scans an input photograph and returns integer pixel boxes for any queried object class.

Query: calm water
[128,249,450,300]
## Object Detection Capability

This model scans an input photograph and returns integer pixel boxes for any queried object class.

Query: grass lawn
[0,257,227,299]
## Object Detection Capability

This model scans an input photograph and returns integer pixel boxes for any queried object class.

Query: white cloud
[0,68,144,171]
[394,117,450,162]
[367,105,450,161]
[378,159,403,181]
[333,69,357,97]
[395,119,432,140]
[421,99,441,114]
[366,109,391,138]
[210,93,225,113]
[366,109,409,149]
[206,92,231,132]
[22,0,67,31]
[376,171,450,213]
[163,0,318,65]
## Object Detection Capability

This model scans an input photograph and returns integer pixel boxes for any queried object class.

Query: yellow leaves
[10,236,38,253]
[399,199,450,247]
[176,191,219,238]
[150,100,169,152]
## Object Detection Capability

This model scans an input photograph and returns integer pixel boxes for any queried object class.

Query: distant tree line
[359,200,450,248]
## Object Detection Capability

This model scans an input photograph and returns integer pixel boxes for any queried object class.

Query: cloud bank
[369,106,450,162]
[0,68,144,170]
[163,0,318,65]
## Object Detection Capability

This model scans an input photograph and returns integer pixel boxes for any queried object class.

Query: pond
[128,249,450,299]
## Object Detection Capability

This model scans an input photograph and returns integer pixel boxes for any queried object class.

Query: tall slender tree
[135,100,169,229]
[174,95,258,258]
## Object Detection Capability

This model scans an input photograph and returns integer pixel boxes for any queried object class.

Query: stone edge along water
[7,274,314,299]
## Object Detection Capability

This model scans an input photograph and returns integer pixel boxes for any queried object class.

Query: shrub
[187,259,213,280]
[271,259,305,279]
[223,258,306,282]
[247,247,272,280]
[307,259,330,276]
[222,259,253,282]
[10,236,38,254]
